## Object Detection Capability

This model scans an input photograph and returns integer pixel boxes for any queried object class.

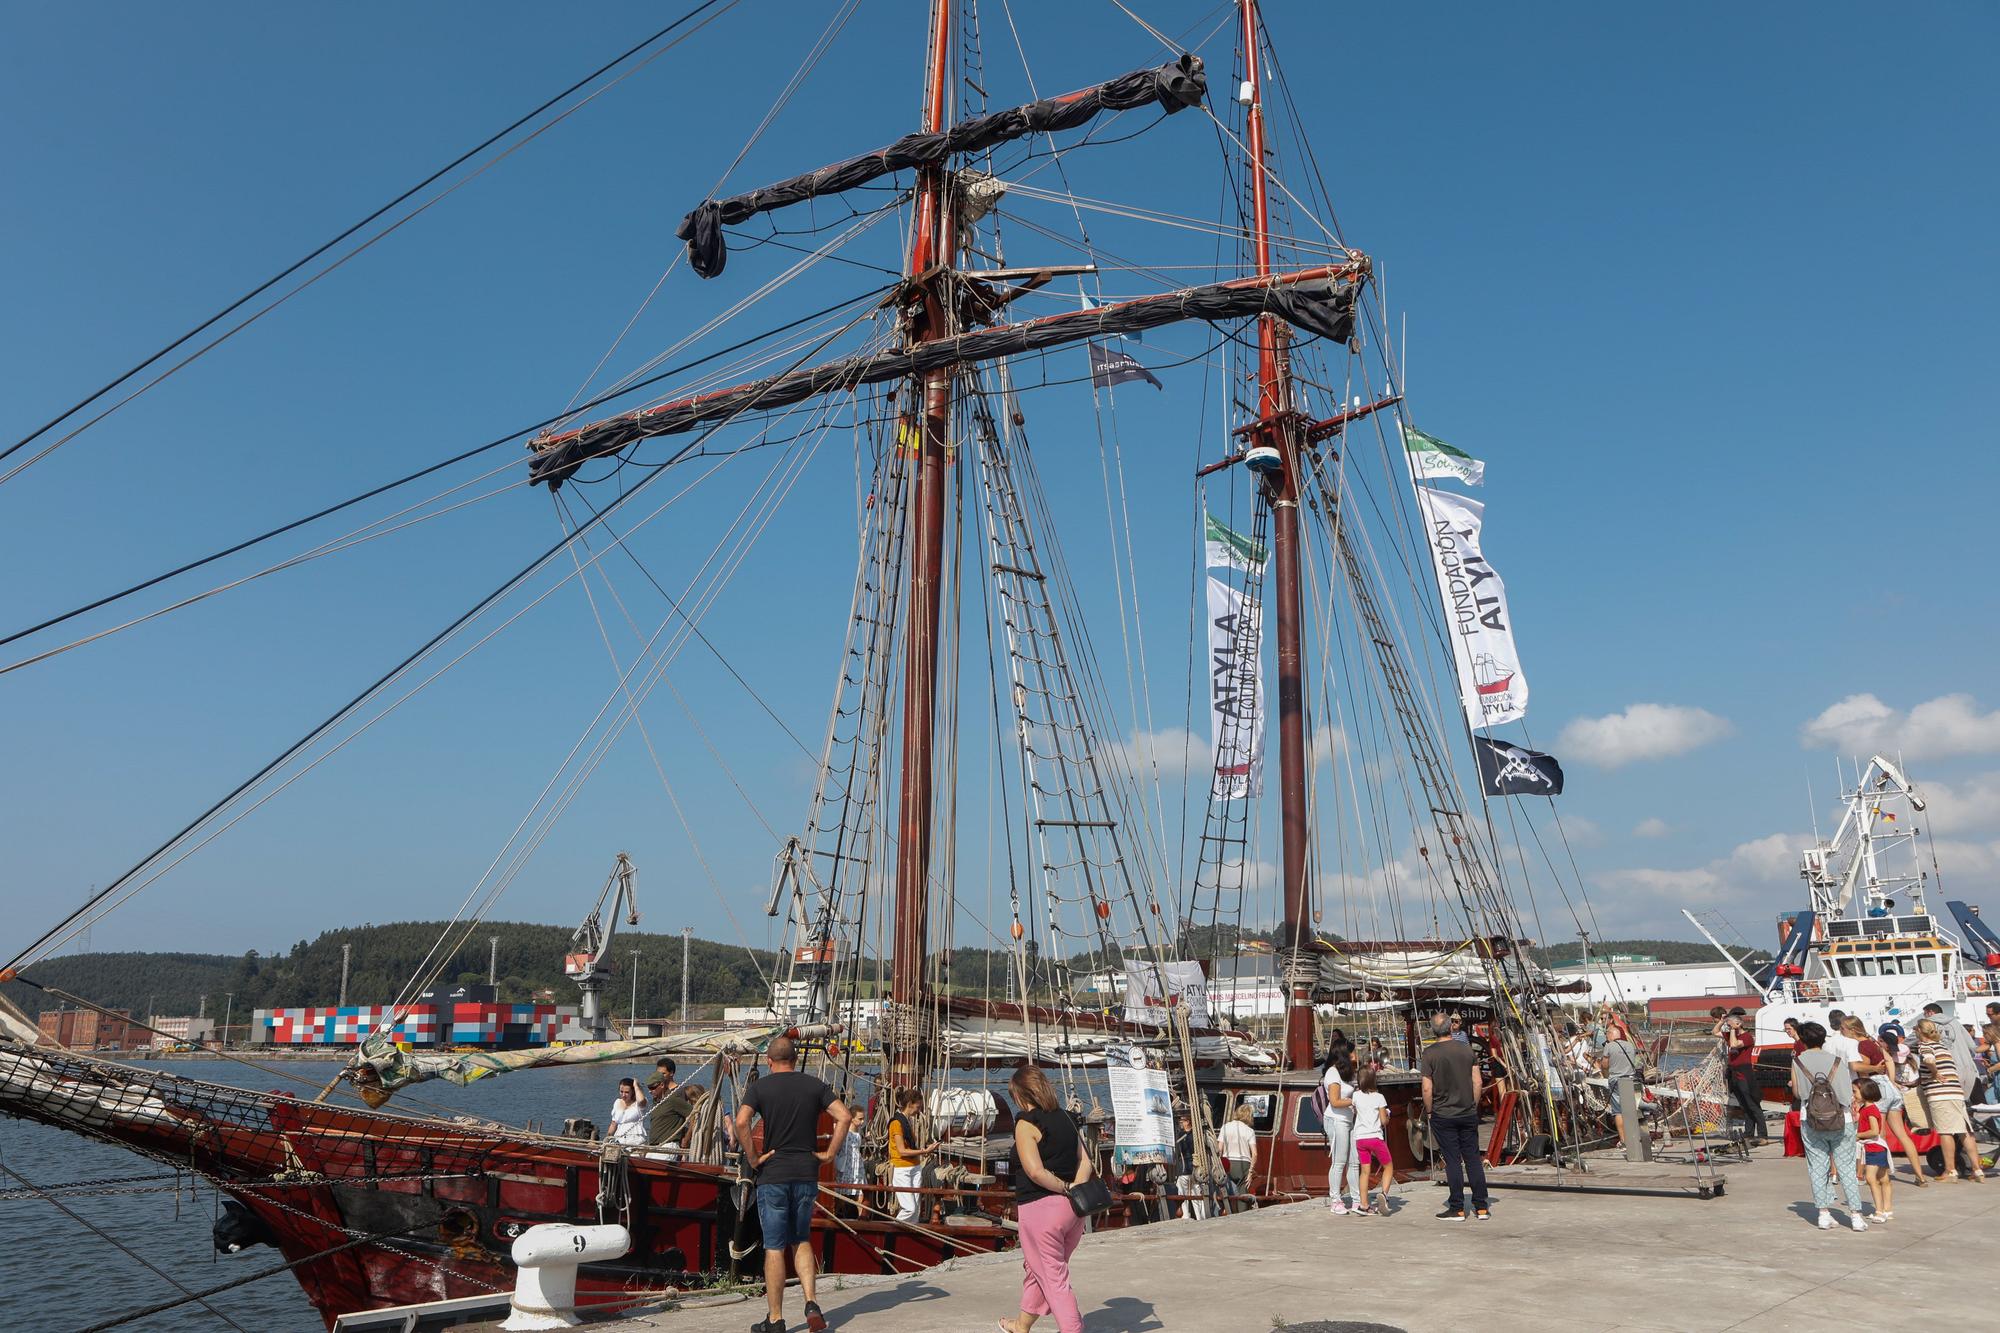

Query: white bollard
[501,1223,631,1331]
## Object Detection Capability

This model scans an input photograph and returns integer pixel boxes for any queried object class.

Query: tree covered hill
[1529,937,1771,968]
[2,921,780,1021]
[2,927,1772,1025]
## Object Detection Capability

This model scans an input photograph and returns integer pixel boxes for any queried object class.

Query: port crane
[558,852,639,1041]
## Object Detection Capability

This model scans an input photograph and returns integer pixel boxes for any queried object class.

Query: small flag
[1089,342,1162,390]
[1082,293,1141,341]
[1204,512,1267,572]
[1473,737,1564,796]
[1403,424,1484,486]
[1880,811,1898,822]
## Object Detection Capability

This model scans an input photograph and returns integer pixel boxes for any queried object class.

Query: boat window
[1896,957,1917,975]
[1241,1093,1278,1134]
[1204,1091,1227,1129]
[1293,1093,1325,1138]
[1918,954,1939,973]
[1856,959,1878,976]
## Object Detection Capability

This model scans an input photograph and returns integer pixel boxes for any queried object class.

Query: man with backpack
[1790,1020,1868,1232]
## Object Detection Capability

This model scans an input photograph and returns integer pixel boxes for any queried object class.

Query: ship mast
[886,0,957,1088]
[1239,0,1316,1072]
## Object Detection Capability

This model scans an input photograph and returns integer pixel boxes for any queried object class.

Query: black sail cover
[530,273,1357,487]
[676,55,1207,278]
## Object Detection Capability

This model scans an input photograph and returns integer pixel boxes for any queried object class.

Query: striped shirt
[1918,1041,1964,1099]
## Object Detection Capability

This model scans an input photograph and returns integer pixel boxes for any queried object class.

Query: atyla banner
[1415,487,1528,730]
[1206,575,1266,799]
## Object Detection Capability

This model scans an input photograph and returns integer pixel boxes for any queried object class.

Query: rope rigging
[0,2,746,492]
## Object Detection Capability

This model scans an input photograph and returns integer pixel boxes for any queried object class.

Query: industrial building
[37,1007,146,1051]
[253,998,579,1048]
[148,1015,216,1049]
[1548,955,1755,1005]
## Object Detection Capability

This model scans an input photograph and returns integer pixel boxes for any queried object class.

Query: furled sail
[677,55,1207,277]
[530,266,1361,487]
[346,1024,833,1106]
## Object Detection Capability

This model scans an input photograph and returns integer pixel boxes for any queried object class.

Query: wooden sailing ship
[0,3,1581,1326]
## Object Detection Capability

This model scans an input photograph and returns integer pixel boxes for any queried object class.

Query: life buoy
[1967,973,1990,994]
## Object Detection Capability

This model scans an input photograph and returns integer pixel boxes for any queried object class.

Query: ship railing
[1778,978,1838,1004]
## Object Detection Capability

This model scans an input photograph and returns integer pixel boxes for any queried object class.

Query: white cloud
[1632,816,1671,838]
[1106,725,1208,779]
[1559,816,1603,846]
[1596,832,1809,922]
[1556,703,1733,768]
[1800,693,2000,758]
[1922,773,2000,837]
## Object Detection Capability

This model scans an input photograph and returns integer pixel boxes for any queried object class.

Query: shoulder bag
[1066,1175,1115,1218]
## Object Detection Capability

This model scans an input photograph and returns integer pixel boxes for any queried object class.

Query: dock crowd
[1757,1000,1995,1232]
[596,1001,1995,1331]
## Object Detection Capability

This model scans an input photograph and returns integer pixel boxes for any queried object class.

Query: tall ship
[0,3,1587,1325]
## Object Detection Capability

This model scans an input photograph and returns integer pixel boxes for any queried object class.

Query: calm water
[0,1056,719,1332]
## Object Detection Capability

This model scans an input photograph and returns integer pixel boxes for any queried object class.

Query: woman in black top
[1000,1065,1091,1333]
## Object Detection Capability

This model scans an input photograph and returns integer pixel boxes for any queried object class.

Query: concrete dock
[617,1152,1993,1332]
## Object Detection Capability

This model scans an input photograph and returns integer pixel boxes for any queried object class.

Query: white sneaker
[1849,1215,1868,1232]
[1816,1211,1834,1230]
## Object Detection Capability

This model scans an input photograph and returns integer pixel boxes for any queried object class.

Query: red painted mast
[887,0,957,1087]
[1239,0,1316,1072]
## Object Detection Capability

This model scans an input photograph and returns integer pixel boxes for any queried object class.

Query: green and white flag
[1402,424,1484,486]
[1203,512,1267,572]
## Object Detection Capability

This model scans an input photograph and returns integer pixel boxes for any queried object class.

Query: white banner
[1206,576,1265,798]
[1415,487,1528,730]
[1104,1045,1174,1167]
[1121,960,1211,1029]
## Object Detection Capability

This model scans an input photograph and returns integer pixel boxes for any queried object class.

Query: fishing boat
[0,3,1587,1325]
[1751,757,1999,1040]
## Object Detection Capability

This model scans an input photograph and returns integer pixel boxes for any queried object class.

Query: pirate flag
[1473,737,1564,796]
[1088,342,1163,389]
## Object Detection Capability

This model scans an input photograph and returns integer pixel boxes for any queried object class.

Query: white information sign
[1104,1045,1173,1168]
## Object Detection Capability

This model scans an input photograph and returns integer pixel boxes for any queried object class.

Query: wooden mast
[1239,0,1317,1072]
[887,0,957,1088]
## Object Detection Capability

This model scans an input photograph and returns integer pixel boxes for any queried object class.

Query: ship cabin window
[1241,1092,1278,1134]
[1204,1091,1227,1129]
[1294,1093,1326,1138]
[1918,954,1939,973]
[1895,957,1917,975]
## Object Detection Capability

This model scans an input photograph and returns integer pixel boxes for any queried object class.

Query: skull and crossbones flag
[1473,737,1564,796]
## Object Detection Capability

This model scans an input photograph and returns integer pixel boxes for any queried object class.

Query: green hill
[2,921,780,1022]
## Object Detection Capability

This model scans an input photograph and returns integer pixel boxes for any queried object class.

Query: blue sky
[3,2,1997,971]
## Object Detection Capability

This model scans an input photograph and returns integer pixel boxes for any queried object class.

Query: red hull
[0,1050,1459,1327]
[0,1049,1012,1329]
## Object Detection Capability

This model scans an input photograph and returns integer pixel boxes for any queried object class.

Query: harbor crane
[558,852,639,1041]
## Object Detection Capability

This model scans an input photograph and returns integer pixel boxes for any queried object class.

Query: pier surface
[602,1152,1992,1332]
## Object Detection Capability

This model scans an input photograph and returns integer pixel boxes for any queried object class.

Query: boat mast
[1238,0,1316,1072]
[887,0,957,1088]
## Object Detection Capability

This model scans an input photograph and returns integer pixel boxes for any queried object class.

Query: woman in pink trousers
[997,1064,1093,1333]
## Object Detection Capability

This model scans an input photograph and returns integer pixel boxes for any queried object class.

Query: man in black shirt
[734,1036,852,1333]
[1421,1013,1488,1220]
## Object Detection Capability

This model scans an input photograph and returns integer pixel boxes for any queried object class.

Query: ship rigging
[0,3,1604,1326]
